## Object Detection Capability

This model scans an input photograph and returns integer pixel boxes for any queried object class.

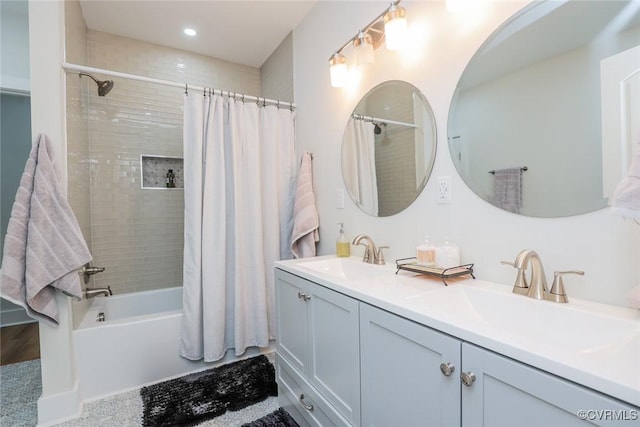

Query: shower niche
[140,155,184,189]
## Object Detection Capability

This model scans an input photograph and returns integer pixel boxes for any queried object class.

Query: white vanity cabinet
[461,343,639,427]
[275,263,639,427]
[360,303,638,427]
[360,302,462,427]
[275,269,360,427]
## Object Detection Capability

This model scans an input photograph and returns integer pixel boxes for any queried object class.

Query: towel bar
[489,166,528,174]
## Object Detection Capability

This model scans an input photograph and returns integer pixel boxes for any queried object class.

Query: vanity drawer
[277,355,351,427]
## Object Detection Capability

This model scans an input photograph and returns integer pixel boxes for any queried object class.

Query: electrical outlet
[438,176,452,204]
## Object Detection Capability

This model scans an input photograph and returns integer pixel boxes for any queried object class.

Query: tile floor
[0,354,280,427]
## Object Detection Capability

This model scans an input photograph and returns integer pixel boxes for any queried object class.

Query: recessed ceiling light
[184,28,197,37]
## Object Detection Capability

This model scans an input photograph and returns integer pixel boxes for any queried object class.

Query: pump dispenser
[336,223,350,257]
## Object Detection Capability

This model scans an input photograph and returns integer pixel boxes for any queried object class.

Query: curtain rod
[62,62,296,109]
[351,113,417,128]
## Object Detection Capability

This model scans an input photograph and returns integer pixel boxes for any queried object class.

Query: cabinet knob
[440,362,455,377]
[299,394,314,411]
[461,371,476,387]
[297,292,311,301]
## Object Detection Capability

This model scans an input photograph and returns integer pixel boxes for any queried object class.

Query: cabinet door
[462,343,639,427]
[308,283,361,426]
[275,270,310,376]
[360,303,461,427]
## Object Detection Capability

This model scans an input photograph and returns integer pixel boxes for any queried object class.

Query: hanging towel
[291,152,319,258]
[611,137,640,219]
[493,167,522,214]
[0,134,92,327]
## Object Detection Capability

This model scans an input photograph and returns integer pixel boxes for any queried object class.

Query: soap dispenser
[336,223,350,257]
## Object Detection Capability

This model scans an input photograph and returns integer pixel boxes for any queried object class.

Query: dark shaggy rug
[242,407,299,427]
[140,355,278,427]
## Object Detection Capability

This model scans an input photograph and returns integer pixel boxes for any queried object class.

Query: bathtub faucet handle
[79,263,106,284]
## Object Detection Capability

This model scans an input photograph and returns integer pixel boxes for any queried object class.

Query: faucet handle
[501,260,529,294]
[376,246,389,265]
[546,270,584,303]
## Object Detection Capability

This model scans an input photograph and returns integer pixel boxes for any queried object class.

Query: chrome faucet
[352,234,388,265]
[513,250,548,300]
[505,250,584,303]
[84,286,112,298]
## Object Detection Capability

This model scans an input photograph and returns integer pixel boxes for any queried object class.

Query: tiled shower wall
[66,3,263,294]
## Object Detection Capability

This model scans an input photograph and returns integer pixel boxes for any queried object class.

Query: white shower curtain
[180,93,296,362]
[343,118,378,215]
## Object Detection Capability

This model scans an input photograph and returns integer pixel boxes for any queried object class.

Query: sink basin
[296,257,392,281]
[405,283,640,355]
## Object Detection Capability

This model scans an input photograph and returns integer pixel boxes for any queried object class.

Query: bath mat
[0,359,41,427]
[140,355,278,427]
[242,407,299,427]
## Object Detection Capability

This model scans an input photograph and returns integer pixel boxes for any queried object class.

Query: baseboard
[36,381,82,427]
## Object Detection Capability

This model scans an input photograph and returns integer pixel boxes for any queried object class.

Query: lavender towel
[291,152,319,258]
[0,134,91,326]
[493,167,522,214]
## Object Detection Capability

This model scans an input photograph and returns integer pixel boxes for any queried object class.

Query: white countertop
[275,255,640,407]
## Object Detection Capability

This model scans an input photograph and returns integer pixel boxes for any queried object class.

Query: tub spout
[84,286,112,298]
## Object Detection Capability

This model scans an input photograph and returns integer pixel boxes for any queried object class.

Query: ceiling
[78,1,316,68]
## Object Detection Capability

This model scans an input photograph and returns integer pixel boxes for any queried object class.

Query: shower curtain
[343,118,378,215]
[180,93,296,362]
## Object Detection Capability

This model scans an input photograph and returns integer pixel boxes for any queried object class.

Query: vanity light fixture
[383,3,408,50]
[329,0,410,87]
[329,53,349,88]
[354,31,375,68]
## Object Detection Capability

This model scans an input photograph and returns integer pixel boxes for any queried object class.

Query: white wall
[293,0,640,308]
[28,1,83,425]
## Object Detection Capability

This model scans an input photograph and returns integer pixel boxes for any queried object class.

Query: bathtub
[74,287,273,402]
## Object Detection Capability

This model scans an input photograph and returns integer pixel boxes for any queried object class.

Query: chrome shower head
[373,122,386,135]
[79,72,114,96]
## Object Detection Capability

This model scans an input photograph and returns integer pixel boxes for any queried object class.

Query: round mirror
[448,0,640,217]
[342,80,437,216]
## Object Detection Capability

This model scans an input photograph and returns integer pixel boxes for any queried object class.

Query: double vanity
[274,255,639,427]
[276,2,640,425]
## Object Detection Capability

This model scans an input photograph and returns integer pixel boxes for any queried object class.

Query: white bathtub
[74,287,206,401]
[74,286,273,402]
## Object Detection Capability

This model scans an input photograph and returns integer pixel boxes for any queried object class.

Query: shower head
[79,72,114,96]
[373,122,386,135]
